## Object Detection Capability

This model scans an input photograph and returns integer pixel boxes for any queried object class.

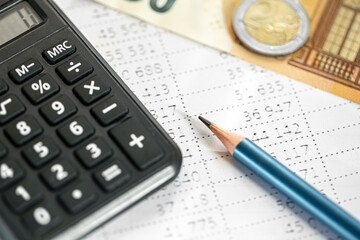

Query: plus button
[129,134,145,149]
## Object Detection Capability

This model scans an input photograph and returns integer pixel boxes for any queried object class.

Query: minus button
[91,96,128,126]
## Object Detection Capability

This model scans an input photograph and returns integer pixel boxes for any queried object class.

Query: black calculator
[0,0,182,239]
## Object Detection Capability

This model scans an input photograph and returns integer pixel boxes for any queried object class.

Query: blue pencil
[198,116,360,239]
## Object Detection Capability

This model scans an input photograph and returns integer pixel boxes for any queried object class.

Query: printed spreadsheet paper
[56,0,360,239]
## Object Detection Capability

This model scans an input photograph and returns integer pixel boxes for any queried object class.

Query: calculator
[0,0,182,239]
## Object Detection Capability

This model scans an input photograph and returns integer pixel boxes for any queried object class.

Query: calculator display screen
[0,1,42,46]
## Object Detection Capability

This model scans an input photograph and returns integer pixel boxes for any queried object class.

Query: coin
[233,0,310,55]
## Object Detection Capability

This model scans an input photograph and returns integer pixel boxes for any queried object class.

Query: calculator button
[94,161,130,192]
[39,95,77,125]
[40,161,77,189]
[0,160,24,190]
[0,141,7,159]
[56,55,93,84]
[9,59,43,84]
[57,116,95,147]
[75,138,113,168]
[0,79,8,95]
[110,118,164,170]
[5,115,43,147]
[43,39,76,64]
[23,138,61,168]
[0,94,26,126]
[91,96,128,126]
[23,205,61,235]
[59,182,96,214]
[4,181,43,213]
[22,75,60,104]
[73,77,111,105]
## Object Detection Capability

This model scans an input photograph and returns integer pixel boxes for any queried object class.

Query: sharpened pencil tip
[198,116,212,129]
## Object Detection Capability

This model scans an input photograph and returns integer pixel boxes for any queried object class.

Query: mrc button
[43,39,76,64]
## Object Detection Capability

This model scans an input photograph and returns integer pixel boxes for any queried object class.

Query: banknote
[94,0,360,103]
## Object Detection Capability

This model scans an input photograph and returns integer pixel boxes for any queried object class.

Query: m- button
[9,59,43,84]
[43,39,76,64]
[109,118,163,170]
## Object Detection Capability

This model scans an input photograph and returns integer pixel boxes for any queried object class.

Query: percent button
[23,75,60,104]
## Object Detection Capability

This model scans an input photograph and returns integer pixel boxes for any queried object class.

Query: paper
[55,0,360,239]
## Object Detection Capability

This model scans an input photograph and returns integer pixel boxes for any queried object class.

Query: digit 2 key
[0,1,182,239]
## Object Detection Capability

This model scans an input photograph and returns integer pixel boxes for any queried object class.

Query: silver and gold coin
[233,0,310,55]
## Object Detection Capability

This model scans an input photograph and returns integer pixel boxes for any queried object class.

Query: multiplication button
[73,77,110,105]
[22,74,60,104]
[109,118,164,170]
[39,95,77,125]
[91,96,128,126]
[56,55,93,84]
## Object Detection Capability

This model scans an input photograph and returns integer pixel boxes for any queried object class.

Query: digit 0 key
[0,1,181,240]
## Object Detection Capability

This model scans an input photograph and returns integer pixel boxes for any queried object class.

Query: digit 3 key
[0,1,182,240]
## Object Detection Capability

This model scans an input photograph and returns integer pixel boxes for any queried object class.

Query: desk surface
[55,0,360,239]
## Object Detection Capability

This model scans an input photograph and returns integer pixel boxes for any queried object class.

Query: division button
[0,94,26,126]
[0,79,8,95]
[91,96,128,126]
[23,137,61,168]
[23,205,61,235]
[56,55,93,84]
[57,116,95,147]
[109,118,164,170]
[75,138,113,168]
[9,59,43,84]
[4,181,43,213]
[5,115,43,147]
[0,160,24,190]
[43,39,76,64]
[22,74,60,104]
[73,77,111,105]
[39,95,77,125]
[40,160,77,189]
[94,161,130,192]
[59,182,96,214]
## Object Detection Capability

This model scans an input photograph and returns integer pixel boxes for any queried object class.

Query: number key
[40,161,77,189]
[4,181,43,213]
[57,116,95,147]
[39,95,77,125]
[5,115,43,146]
[23,138,61,167]
[23,205,61,235]
[0,160,24,190]
[75,138,113,168]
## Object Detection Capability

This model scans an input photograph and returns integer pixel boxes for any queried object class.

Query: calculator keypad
[0,25,178,240]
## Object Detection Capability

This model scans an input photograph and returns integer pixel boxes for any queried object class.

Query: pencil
[198,116,360,239]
